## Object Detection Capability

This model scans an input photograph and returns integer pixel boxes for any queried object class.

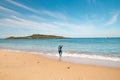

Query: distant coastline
[6,34,65,39]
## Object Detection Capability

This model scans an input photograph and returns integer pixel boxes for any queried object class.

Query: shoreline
[0,48,120,68]
[0,49,120,80]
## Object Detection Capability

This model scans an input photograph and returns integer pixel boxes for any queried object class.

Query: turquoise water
[0,38,120,56]
[0,38,120,67]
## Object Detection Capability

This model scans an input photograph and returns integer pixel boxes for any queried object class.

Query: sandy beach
[0,49,120,80]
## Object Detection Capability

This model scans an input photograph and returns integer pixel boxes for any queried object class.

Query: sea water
[0,38,120,67]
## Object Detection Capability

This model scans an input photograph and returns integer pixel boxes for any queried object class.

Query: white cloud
[0,15,98,37]
[6,0,39,14]
[0,6,20,15]
[1,4,119,37]
[6,0,67,20]
[0,5,48,22]
[42,10,67,20]
[1,15,119,37]
[106,13,119,25]
[0,16,55,30]
[0,16,69,37]
[53,22,97,37]
[27,15,47,21]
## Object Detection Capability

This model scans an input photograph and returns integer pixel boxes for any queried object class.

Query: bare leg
[59,56,62,61]
[58,52,62,61]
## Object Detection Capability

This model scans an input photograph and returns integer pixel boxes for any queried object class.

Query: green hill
[6,34,65,39]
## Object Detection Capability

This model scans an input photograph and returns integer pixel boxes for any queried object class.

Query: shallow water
[0,38,120,67]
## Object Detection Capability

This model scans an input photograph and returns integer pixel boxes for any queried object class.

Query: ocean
[0,38,120,67]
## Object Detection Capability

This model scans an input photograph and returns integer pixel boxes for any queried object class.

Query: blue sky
[0,0,120,38]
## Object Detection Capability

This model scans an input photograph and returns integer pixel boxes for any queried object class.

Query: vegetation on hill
[6,34,65,39]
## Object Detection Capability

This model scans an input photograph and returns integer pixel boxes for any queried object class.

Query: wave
[45,52,120,62]
[1,48,120,62]
[1,49,120,68]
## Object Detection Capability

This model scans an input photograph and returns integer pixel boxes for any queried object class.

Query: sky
[0,0,120,38]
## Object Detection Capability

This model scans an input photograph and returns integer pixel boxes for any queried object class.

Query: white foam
[45,52,120,62]
[1,49,120,67]
[44,52,120,68]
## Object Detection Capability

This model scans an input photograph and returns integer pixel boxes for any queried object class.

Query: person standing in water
[58,45,63,61]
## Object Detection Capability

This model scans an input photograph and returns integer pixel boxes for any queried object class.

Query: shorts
[59,50,62,56]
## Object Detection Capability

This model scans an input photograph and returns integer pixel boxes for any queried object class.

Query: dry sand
[0,49,120,80]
